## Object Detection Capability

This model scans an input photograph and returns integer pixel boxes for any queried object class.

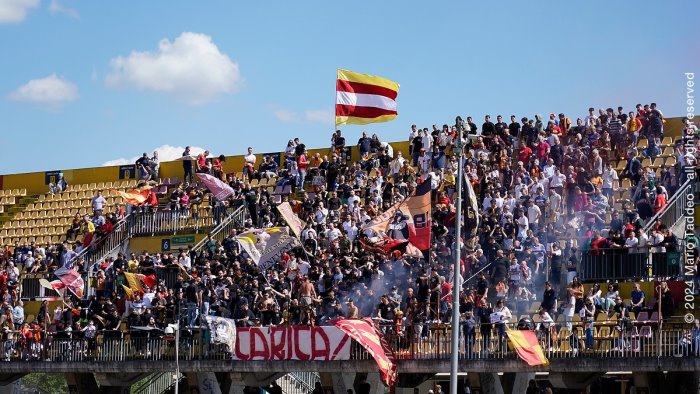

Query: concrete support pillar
[321,372,356,394]
[65,373,100,394]
[365,373,386,394]
[502,373,534,394]
[632,372,650,394]
[477,373,504,394]
[198,372,224,394]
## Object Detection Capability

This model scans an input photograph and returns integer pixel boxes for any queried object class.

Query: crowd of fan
[0,103,699,358]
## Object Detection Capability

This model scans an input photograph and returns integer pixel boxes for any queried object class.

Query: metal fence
[130,209,219,236]
[642,178,693,233]
[0,323,695,364]
[191,204,248,253]
[579,248,681,282]
[75,214,133,266]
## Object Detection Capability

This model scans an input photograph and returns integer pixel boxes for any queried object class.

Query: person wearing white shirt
[624,232,639,253]
[347,190,361,214]
[650,229,666,253]
[421,129,432,152]
[516,211,529,240]
[343,219,359,242]
[326,224,341,242]
[298,259,311,277]
[301,224,317,241]
[178,252,191,270]
[389,153,405,182]
[514,181,527,200]
[417,149,431,175]
[314,203,329,224]
[492,191,504,210]
[638,229,649,253]
[549,189,562,221]
[602,163,619,206]
[526,201,541,232]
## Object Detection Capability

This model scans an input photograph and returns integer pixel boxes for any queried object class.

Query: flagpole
[450,130,465,394]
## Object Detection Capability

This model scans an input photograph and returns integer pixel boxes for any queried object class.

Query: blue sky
[0,0,698,174]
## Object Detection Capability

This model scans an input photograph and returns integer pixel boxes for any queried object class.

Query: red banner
[331,318,397,388]
[231,326,350,361]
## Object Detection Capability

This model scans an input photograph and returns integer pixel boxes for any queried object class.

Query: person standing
[182,147,193,183]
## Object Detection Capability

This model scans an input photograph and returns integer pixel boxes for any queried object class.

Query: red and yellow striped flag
[336,69,399,125]
[507,328,550,366]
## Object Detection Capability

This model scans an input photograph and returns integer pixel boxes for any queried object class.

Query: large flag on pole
[236,227,299,270]
[507,328,550,366]
[463,171,480,237]
[196,173,235,200]
[361,180,431,255]
[336,69,399,125]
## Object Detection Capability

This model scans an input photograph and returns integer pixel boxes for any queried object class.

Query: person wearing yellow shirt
[127,254,140,273]
[627,111,643,145]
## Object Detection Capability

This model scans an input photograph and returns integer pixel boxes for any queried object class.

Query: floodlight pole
[450,130,465,394]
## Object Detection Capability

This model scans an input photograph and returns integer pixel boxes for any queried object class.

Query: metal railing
[131,372,182,394]
[130,209,218,236]
[278,372,320,394]
[642,178,693,233]
[0,323,694,364]
[70,214,132,267]
[579,248,681,282]
[191,204,248,253]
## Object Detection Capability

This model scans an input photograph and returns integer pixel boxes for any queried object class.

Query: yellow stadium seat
[651,158,663,168]
[661,147,673,157]
[18,189,26,197]
[661,137,673,146]
[641,158,651,167]
[665,157,676,167]
[96,182,105,190]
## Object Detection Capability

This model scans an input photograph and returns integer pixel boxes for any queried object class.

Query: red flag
[54,268,84,298]
[507,328,550,366]
[330,318,397,387]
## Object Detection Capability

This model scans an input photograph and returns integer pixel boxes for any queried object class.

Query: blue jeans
[585,321,594,349]
[187,302,199,327]
[298,169,307,189]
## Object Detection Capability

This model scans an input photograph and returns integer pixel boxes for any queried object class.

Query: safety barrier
[0,323,694,363]
[579,248,681,283]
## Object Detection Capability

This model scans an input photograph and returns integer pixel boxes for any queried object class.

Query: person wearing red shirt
[297,148,309,190]
[572,186,588,213]
[535,139,550,161]
[518,145,532,163]
[196,150,210,173]
[654,187,667,213]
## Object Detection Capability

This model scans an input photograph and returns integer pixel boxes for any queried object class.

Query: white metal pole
[450,134,464,394]
[174,325,180,394]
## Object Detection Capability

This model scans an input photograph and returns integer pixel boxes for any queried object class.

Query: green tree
[21,373,68,394]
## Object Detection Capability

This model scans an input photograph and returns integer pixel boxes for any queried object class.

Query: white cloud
[102,145,207,166]
[303,108,334,124]
[8,74,79,110]
[48,0,78,18]
[0,0,39,23]
[273,107,334,125]
[105,32,241,105]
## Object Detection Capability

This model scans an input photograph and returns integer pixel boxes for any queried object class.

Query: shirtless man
[298,277,319,308]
